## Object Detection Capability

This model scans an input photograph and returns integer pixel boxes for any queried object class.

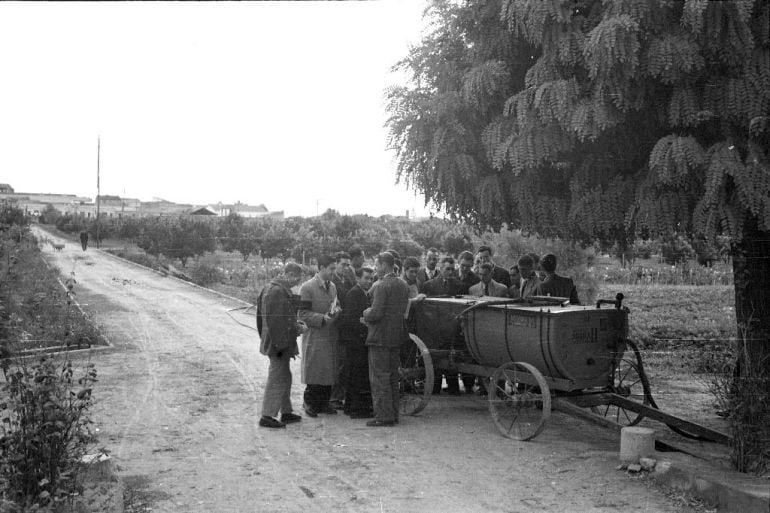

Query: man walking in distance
[340,266,375,418]
[257,263,306,429]
[298,255,342,417]
[79,230,89,251]
[536,253,580,304]
[363,252,409,427]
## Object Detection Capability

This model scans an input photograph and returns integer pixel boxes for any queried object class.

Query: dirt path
[35,228,696,513]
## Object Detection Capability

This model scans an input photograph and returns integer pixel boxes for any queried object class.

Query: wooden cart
[398,294,729,443]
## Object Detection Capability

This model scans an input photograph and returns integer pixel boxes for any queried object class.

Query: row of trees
[46,208,727,269]
[48,210,477,266]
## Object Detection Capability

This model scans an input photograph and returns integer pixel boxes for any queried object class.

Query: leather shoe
[366,419,396,427]
[319,405,338,415]
[329,400,345,410]
[280,412,302,424]
[259,416,286,429]
[303,403,318,418]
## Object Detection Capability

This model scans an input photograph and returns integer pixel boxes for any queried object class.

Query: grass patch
[597,283,736,348]
[1,230,106,354]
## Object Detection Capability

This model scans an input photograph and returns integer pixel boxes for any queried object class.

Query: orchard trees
[386,0,769,471]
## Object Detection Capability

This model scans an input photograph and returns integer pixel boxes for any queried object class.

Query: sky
[0,0,436,218]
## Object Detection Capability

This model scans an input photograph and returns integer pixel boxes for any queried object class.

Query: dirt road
[36,229,693,513]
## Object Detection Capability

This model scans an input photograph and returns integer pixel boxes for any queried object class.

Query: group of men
[257,245,580,428]
[412,245,580,305]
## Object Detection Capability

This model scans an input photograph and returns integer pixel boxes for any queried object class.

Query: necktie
[484,283,489,296]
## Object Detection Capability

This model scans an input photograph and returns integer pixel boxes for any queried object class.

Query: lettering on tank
[570,327,598,344]
[507,314,537,329]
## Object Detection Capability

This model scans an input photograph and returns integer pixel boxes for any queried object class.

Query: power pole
[96,137,101,248]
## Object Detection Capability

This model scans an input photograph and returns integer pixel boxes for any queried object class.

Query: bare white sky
[0,0,434,217]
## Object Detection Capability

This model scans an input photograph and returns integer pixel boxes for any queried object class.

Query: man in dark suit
[458,250,480,294]
[340,266,375,418]
[421,256,465,296]
[363,252,410,426]
[421,256,464,394]
[330,251,355,410]
[536,253,580,304]
[416,248,440,288]
[476,245,511,287]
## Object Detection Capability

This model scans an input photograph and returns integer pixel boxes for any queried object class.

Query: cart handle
[596,293,624,309]
[455,296,569,319]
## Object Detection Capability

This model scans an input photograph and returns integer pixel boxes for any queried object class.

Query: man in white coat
[298,255,342,417]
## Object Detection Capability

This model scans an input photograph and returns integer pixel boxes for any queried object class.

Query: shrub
[188,252,225,286]
[0,356,97,509]
[705,340,770,475]
[660,234,695,265]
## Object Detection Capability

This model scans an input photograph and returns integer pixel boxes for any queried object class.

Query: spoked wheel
[488,361,551,441]
[398,334,434,416]
[591,347,651,426]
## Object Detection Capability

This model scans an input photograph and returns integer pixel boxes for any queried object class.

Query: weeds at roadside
[0,356,98,510]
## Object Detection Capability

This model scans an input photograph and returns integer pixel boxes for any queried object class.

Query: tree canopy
[386,0,769,246]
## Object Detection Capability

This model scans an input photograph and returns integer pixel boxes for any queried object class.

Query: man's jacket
[340,284,369,347]
[536,274,580,304]
[257,279,300,357]
[364,273,409,348]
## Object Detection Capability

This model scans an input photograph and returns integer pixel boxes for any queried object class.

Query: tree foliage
[386,0,769,244]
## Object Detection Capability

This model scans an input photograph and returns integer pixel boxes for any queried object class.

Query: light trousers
[261,352,293,418]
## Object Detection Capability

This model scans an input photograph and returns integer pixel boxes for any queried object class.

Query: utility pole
[96,137,101,248]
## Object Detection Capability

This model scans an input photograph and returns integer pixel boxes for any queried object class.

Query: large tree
[387,0,768,470]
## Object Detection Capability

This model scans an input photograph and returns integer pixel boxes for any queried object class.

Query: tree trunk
[731,218,770,368]
[729,217,770,473]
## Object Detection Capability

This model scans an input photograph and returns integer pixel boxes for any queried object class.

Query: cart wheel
[488,361,551,441]
[591,349,649,426]
[399,334,434,416]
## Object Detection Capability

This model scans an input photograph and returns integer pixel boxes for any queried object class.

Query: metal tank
[412,296,629,392]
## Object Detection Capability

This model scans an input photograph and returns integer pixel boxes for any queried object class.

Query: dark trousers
[368,345,400,422]
[304,384,331,410]
[330,345,347,403]
[344,344,372,414]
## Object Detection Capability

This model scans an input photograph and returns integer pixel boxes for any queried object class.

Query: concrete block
[627,464,642,473]
[620,426,655,463]
[640,457,657,471]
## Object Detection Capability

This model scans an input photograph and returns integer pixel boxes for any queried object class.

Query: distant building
[138,198,193,217]
[0,183,283,219]
[214,201,283,219]
[0,187,92,217]
[189,206,218,216]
